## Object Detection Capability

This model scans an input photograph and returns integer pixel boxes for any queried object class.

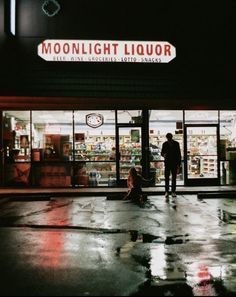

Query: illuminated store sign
[86,113,104,128]
[38,40,176,63]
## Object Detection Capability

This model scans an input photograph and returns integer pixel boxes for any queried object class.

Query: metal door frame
[116,124,145,186]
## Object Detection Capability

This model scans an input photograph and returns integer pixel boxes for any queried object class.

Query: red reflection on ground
[198,264,212,285]
[194,264,215,296]
[39,231,64,268]
[36,200,71,268]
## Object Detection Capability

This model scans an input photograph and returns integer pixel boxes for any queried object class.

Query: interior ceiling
[5,110,236,124]
[5,110,121,123]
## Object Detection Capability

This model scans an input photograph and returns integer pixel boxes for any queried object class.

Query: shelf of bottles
[119,145,142,179]
[74,137,116,187]
[75,141,115,162]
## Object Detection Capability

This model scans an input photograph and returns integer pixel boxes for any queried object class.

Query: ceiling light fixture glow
[10,0,16,35]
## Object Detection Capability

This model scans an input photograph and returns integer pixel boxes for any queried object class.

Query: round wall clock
[86,113,104,128]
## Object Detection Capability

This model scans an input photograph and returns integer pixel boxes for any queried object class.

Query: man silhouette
[161,133,181,200]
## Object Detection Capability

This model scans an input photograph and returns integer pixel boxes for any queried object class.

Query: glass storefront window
[2,109,236,188]
[31,111,73,187]
[149,110,184,185]
[185,110,218,124]
[74,111,116,187]
[186,126,218,179]
[3,111,31,186]
[220,111,236,185]
[220,111,236,150]
[117,110,142,124]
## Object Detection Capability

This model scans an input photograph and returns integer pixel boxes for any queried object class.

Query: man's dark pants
[164,163,178,193]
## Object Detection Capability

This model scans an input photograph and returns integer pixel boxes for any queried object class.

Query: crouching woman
[123,167,146,204]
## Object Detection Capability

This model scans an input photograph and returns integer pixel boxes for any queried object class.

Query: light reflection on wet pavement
[0,195,236,296]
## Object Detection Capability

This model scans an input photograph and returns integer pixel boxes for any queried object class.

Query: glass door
[184,124,220,185]
[117,127,142,184]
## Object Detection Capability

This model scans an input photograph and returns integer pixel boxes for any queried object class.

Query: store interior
[2,109,236,187]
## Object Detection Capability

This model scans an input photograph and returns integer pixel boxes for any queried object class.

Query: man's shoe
[171,192,177,198]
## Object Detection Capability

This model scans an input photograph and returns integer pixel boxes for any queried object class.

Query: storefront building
[0,1,236,188]
[1,109,236,188]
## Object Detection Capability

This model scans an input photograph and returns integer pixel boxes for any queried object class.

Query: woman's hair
[129,167,137,176]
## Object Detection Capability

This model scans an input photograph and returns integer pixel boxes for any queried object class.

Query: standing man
[161,133,181,200]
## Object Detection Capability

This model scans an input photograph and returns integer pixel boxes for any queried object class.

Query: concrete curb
[0,197,10,205]
[198,192,236,199]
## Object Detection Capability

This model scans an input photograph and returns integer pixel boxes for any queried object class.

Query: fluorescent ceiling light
[10,0,16,35]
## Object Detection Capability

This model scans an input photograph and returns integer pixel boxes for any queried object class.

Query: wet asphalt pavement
[0,194,236,296]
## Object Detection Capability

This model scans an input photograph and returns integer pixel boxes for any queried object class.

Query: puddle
[131,281,194,296]
[117,231,235,296]
[165,234,190,245]
[129,230,161,243]
[218,209,236,224]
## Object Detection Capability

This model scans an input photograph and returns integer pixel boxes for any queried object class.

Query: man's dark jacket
[161,140,181,167]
